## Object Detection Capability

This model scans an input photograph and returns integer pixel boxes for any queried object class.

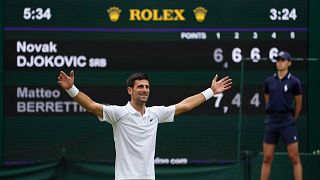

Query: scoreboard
[2,0,309,163]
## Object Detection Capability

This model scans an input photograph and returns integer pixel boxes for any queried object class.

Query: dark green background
[1,0,319,167]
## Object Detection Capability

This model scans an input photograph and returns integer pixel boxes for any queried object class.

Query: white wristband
[201,88,214,101]
[66,85,79,98]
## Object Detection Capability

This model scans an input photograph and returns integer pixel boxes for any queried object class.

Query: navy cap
[275,51,292,61]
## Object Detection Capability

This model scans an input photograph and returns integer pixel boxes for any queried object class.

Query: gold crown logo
[193,7,207,22]
[107,6,121,22]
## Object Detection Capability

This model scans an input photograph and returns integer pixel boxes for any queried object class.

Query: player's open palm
[211,74,232,94]
[58,70,74,90]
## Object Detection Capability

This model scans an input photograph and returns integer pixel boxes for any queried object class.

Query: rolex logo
[107,6,121,22]
[193,7,207,22]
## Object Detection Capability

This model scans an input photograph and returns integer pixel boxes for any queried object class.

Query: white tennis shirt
[98,102,175,180]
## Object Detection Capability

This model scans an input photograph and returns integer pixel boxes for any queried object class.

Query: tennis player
[58,71,232,180]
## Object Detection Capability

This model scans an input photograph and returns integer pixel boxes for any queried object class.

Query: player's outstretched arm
[174,74,232,115]
[58,70,103,117]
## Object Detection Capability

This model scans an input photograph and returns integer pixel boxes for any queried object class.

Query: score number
[213,47,280,63]
[213,92,261,113]
[23,7,52,20]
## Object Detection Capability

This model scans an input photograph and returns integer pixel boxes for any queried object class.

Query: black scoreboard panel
[2,0,308,163]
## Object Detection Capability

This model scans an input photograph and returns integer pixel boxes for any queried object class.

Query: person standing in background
[260,51,303,180]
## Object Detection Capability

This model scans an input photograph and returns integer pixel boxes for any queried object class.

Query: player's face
[128,79,150,105]
[276,59,291,71]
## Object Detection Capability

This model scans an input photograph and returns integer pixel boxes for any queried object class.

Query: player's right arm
[58,70,103,118]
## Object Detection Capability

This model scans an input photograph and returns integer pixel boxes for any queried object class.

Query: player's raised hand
[211,74,232,94]
[58,70,74,90]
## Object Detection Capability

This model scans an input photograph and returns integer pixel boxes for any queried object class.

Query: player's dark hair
[126,72,149,88]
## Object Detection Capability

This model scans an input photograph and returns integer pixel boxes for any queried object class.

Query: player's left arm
[174,75,232,115]
[293,95,302,121]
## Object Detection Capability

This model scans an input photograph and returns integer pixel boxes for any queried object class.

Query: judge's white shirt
[98,102,175,180]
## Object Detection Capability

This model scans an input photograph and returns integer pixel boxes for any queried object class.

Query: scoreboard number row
[213,47,282,63]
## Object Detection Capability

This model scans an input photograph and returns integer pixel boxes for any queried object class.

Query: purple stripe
[4,27,308,32]
[188,159,236,164]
